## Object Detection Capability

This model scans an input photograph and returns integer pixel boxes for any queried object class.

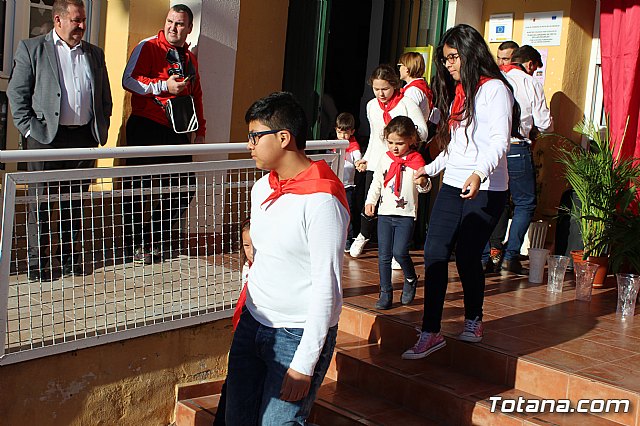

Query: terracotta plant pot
[587,255,609,288]
[571,250,585,266]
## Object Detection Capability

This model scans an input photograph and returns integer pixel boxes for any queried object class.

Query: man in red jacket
[122,4,206,264]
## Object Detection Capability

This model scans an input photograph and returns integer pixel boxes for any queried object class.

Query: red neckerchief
[346,135,360,153]
[261,160,350,212]
[378,91,404,125]
[232,260,252,330]
[449,76,492,129]
[383,151,426,197]
[401,78,434,109]
[499,64,524,73]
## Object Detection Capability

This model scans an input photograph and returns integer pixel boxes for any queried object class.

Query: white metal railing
[0,140,346,364]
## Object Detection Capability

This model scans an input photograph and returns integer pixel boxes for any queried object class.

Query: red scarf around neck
[449,76,492,129]
[401,78,434,109]
[261,160,350,212]
[346,135,360,153]
[383,151,426,197]
[232,260,252,330]
[378,90,404,125]
[499,64,524,74]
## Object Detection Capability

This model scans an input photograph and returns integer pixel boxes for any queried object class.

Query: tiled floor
[5,253,242,353]
[340,247,640,395]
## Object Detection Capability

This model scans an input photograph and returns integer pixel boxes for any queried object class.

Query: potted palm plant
[556,118,640,286]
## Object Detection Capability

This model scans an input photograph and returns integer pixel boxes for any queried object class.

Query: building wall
[229,0,290,148]
[450,0,485,29]
[481,0,596,231]
[1,320,233,425]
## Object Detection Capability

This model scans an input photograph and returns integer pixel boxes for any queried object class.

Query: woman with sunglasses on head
[397,52,433,125]
[350,64,428,258]
[402,24,521,360]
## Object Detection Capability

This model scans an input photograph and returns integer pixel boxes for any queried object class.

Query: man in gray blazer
[7,0,112,281]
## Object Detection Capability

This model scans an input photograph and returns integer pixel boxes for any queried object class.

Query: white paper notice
[489,13,514,43]
[522,11,563,46]
[533,48,548,86]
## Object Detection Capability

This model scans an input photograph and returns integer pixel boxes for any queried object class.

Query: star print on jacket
[396,197,408,209]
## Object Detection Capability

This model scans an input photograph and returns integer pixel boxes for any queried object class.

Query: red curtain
[600,1,640,161]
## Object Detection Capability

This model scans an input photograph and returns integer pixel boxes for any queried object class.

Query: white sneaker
[391,257,402,270]
[349,234,369,258]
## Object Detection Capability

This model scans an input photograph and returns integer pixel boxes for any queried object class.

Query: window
[29,0,54,39]
[1,0,6,74]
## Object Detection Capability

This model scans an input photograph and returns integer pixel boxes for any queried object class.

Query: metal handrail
[0,140,347,163]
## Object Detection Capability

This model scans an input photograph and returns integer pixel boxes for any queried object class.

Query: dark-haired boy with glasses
[224,92,349,425]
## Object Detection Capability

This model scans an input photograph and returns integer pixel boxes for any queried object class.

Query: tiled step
[310,378,438,425]
[331,330,626,425]
[175,394,218,426]
[174,380,224,426]
[338,304,640,425]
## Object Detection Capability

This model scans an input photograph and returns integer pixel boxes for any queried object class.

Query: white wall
[172,0,240,149]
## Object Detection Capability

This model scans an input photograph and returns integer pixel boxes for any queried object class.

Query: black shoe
[401,276,419,305]
[132,246,147,264]
[502,259,529,275]
[143,246,164,265]
[28,269,43,282]
[62,263,86,277]
[484,261,495,274]
[375,290,393,310]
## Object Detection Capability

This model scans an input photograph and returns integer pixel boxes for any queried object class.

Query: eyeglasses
[248,129,285,146]
[441,53,460,65]
[397,63,403,68]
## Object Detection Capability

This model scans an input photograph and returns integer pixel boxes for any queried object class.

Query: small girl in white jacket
[364,116,431,310]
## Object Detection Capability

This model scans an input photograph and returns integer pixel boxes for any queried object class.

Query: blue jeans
[225,309,337,425]
[377,215,416,292]
[421,184,507,332]
[503,143,536,261]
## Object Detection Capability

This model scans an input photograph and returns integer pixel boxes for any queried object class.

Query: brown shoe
[502,259,529,275]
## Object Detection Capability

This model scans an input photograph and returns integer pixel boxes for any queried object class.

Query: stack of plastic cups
[574,261,598,301]
[547,255,570,294]
[528,248,549,284]
[616,273,640,320]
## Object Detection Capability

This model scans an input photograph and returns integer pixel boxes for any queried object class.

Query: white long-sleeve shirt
[53,30,93,126]
[246,175,349,376]
[503,68,553,142]
[343,148,362,188]
[364,97,428,172]
[365,153,431,218]
[402,85,431,125]
[425,79,513,191]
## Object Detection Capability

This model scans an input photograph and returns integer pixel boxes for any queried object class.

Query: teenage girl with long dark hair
[403,24,521,359]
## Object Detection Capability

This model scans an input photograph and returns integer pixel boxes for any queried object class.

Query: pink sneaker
[402,331,446,360]
[458,316,483,342]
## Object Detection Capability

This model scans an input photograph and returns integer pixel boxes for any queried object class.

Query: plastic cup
[616,273,640,320]
[574,261,598,301]
[547,255,570,294]
[528,248,549,284]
